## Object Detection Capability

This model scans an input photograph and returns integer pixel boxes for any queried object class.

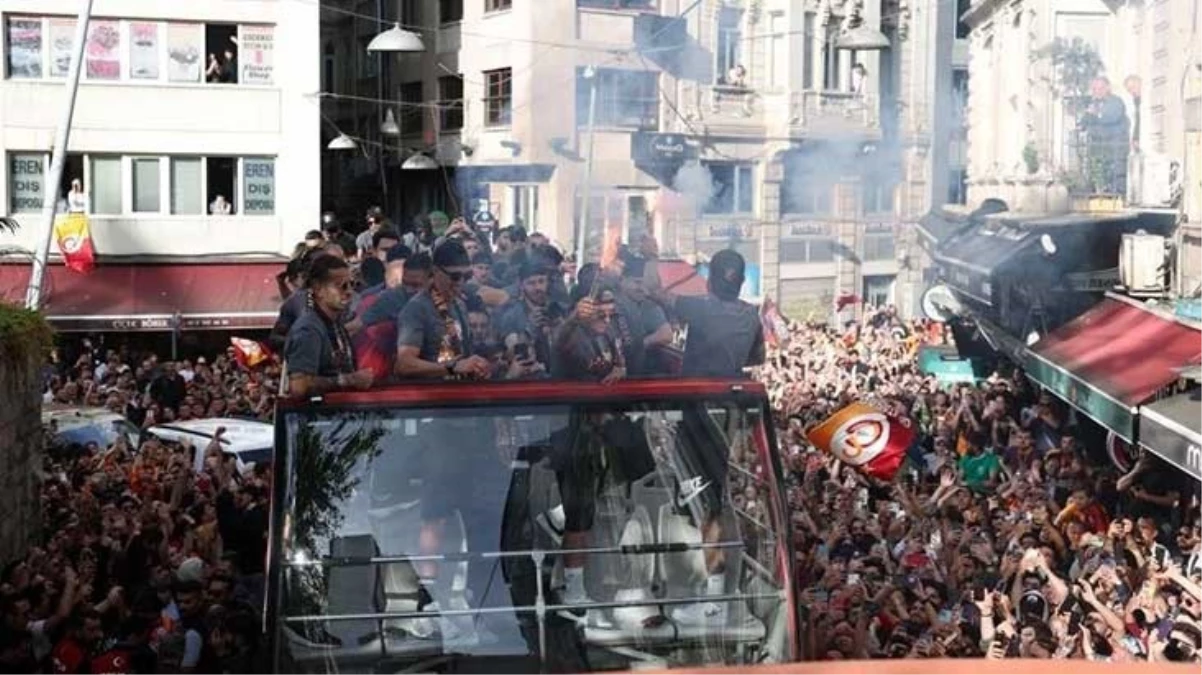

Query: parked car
[144,417,273,475]
[42,406,139,454]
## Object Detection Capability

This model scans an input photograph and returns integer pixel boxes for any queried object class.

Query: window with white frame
[89,156,123,215]
[171,158,204,215]
[862,232,896,261]
[131,157,161,213]
[4,16,274,85]
[508,185,539,231]
[768,12,787,90]
[861,180,895,214]
[715,7,744,85]
[703,162,755,214]
[7,153,275,216]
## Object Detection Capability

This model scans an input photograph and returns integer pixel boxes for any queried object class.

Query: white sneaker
[559,593,613,629]
[535,505,565,544]
[671,600,726,626]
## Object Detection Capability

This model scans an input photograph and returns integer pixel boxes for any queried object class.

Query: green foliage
[1022,143,1040,174]
[1034,37,1106,115]
[0,303,53,363]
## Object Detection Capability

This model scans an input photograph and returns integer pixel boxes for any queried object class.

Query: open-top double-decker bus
[265,377,798,673]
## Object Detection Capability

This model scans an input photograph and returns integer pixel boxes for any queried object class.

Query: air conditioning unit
[1130,153,1180,207]
[1119,232,1168,296]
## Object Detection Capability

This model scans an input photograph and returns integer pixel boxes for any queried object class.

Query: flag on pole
[805,402,916,481]
[53,213,95,274]
[230,337,272,369]
[760,297,789,347]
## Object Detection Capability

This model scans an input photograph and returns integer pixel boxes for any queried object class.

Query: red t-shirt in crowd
[50,637,87,675]
[91,648,133,674]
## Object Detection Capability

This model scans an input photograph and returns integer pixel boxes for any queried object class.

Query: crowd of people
[1,203,1198,672]
[759,310,1201,663]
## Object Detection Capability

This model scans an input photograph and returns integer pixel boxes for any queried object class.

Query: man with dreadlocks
[283,254,374,397]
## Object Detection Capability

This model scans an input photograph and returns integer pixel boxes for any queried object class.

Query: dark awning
[1025,296,1202,441]
[0,261,285,332]
[932,224,1037,306]
[1139,389,1202,481]
[916,209,967,247]
[453,163,557,184]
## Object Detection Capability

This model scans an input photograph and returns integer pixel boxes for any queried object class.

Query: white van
[43,406,140,451]
[145,417,274,475]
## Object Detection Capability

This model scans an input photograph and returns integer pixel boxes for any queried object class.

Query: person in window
[394,240,492,380]
[1079,76,1130,194]
[641,240,764,625]
[209,195,232,215]
[67,178,87,213]
[283,254,373,397]
[851,63,868,97]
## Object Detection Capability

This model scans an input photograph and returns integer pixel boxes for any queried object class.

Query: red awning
[0,262,285,332]
[1028,297,1202,405]
[658,259,708,296]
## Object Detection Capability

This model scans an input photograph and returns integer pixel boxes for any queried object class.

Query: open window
[57,153,84,212]
[204,23,237,84]
[207,156,237,215]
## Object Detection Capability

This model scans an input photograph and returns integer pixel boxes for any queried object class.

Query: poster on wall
[129,22,159,80]
[242,158,275,215]
[238,25,274,85]
[84,21,120,80]
[49,18,75,78]
[166,23,203,82]
[6,18,43,79]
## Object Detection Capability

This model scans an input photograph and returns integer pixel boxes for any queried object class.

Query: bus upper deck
[266,377,798,673]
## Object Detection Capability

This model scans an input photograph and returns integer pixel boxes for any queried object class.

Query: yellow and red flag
[53,213,95,274]
[230,337,272,369]
[805,402,915,481]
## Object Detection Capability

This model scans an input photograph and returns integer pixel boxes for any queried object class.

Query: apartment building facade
[927,0,1202,479]
[323,0,959,318]
[0,0,319,333]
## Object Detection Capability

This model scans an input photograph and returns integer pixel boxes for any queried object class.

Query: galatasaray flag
[805,402,916,481]
[230,337,272,369]
[54,213,95,274]
[760,297,789,347]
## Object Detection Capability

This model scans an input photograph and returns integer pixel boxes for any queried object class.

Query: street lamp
[402,153,438,170]
[837,23,891,50]
[380,108,401,136]
[327,134,357,151]
[366,23,425,53]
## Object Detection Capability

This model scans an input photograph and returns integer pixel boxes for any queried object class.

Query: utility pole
[574,67,598,267]
[26,0,94,310]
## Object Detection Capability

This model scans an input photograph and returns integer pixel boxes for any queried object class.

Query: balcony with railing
[787,90,880,138]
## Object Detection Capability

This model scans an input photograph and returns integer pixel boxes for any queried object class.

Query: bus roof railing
[278,377,768,410]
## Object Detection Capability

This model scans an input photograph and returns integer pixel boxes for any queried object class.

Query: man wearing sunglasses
[283,255,374,397]
[395,240,492,381]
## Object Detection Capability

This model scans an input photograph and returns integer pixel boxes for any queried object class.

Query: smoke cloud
[672,159,714,212]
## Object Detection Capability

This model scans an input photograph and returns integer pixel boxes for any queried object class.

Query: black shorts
[550,414,656,532]
[678,404,730,518]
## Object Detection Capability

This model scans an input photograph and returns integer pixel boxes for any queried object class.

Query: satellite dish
[920,284,962,322]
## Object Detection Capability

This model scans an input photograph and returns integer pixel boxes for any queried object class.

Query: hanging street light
[367,23,425,53]
[837,23,891,50]
[381,108,401,136]
[327,134,357,150]
[402,152,438,170]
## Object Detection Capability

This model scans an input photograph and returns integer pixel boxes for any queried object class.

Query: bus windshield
[270,392,795,673]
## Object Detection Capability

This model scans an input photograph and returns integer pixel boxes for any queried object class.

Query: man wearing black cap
[395,240,492,380]
[321,213,356,258]
[641,238,765,625]
[494,259,563,373]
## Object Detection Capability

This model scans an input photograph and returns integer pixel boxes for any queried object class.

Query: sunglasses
[439,267,470,282]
